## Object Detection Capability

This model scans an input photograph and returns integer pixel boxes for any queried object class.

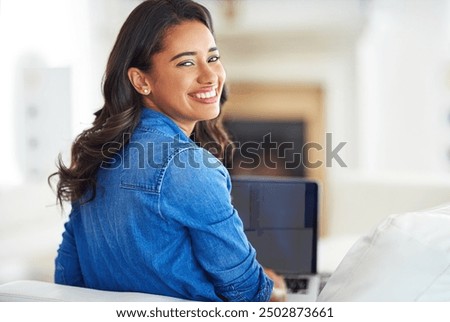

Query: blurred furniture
[0,280,188,302]
[318,203,450,301]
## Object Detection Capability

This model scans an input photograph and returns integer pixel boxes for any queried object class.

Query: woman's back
[55,108,272,301]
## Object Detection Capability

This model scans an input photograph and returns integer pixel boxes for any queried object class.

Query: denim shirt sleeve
[54,206,85,287]
[159,147,273,301]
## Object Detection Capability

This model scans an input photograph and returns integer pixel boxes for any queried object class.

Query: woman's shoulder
[119,131,228,195]
[168,146,226,174]
[162,147,230,196]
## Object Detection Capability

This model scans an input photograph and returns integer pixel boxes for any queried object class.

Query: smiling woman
[48,0,277,302]
[128,20,226,135]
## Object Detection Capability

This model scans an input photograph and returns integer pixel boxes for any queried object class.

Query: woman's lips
[188,88,218,104]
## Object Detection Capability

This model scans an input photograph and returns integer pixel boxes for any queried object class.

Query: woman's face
[142,20,226,135]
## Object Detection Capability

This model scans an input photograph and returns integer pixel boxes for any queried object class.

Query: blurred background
[0,0,449,284]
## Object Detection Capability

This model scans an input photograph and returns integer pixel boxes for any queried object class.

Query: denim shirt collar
[138,107,191,142]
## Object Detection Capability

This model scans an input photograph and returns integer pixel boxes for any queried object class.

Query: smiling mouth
[189,88,218,102]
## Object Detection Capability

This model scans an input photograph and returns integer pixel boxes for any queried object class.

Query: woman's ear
[127,67,151,95]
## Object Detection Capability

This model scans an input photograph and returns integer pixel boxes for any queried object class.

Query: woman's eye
[177,60,194,67]
[208,55,220,63]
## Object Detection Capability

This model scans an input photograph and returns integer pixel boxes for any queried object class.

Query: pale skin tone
[127,19,287,301]
[128,20,225,136]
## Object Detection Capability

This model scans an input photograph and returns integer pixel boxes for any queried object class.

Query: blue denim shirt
[55,107,273,301]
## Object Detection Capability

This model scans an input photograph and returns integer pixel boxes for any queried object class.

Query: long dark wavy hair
[49,0,233,206]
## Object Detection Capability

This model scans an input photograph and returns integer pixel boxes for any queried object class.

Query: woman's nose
[197,63,218,84]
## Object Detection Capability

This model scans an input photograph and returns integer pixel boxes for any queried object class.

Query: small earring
[143,88,149,95]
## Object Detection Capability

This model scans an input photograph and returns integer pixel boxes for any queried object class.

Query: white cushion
[318,203,450,301]
[0,280,189,302]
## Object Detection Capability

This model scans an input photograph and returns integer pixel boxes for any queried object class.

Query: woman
[50,0,284,301]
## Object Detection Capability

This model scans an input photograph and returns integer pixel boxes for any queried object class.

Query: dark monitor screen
[231,176,318,275]
[224,120,305,178]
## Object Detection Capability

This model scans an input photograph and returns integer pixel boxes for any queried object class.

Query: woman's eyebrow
[170,47,219,61]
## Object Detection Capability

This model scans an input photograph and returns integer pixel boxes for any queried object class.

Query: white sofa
[0,280,188,302]
[318,203,450,301]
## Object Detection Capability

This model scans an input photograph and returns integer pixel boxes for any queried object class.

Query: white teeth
[194,89,216,99]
